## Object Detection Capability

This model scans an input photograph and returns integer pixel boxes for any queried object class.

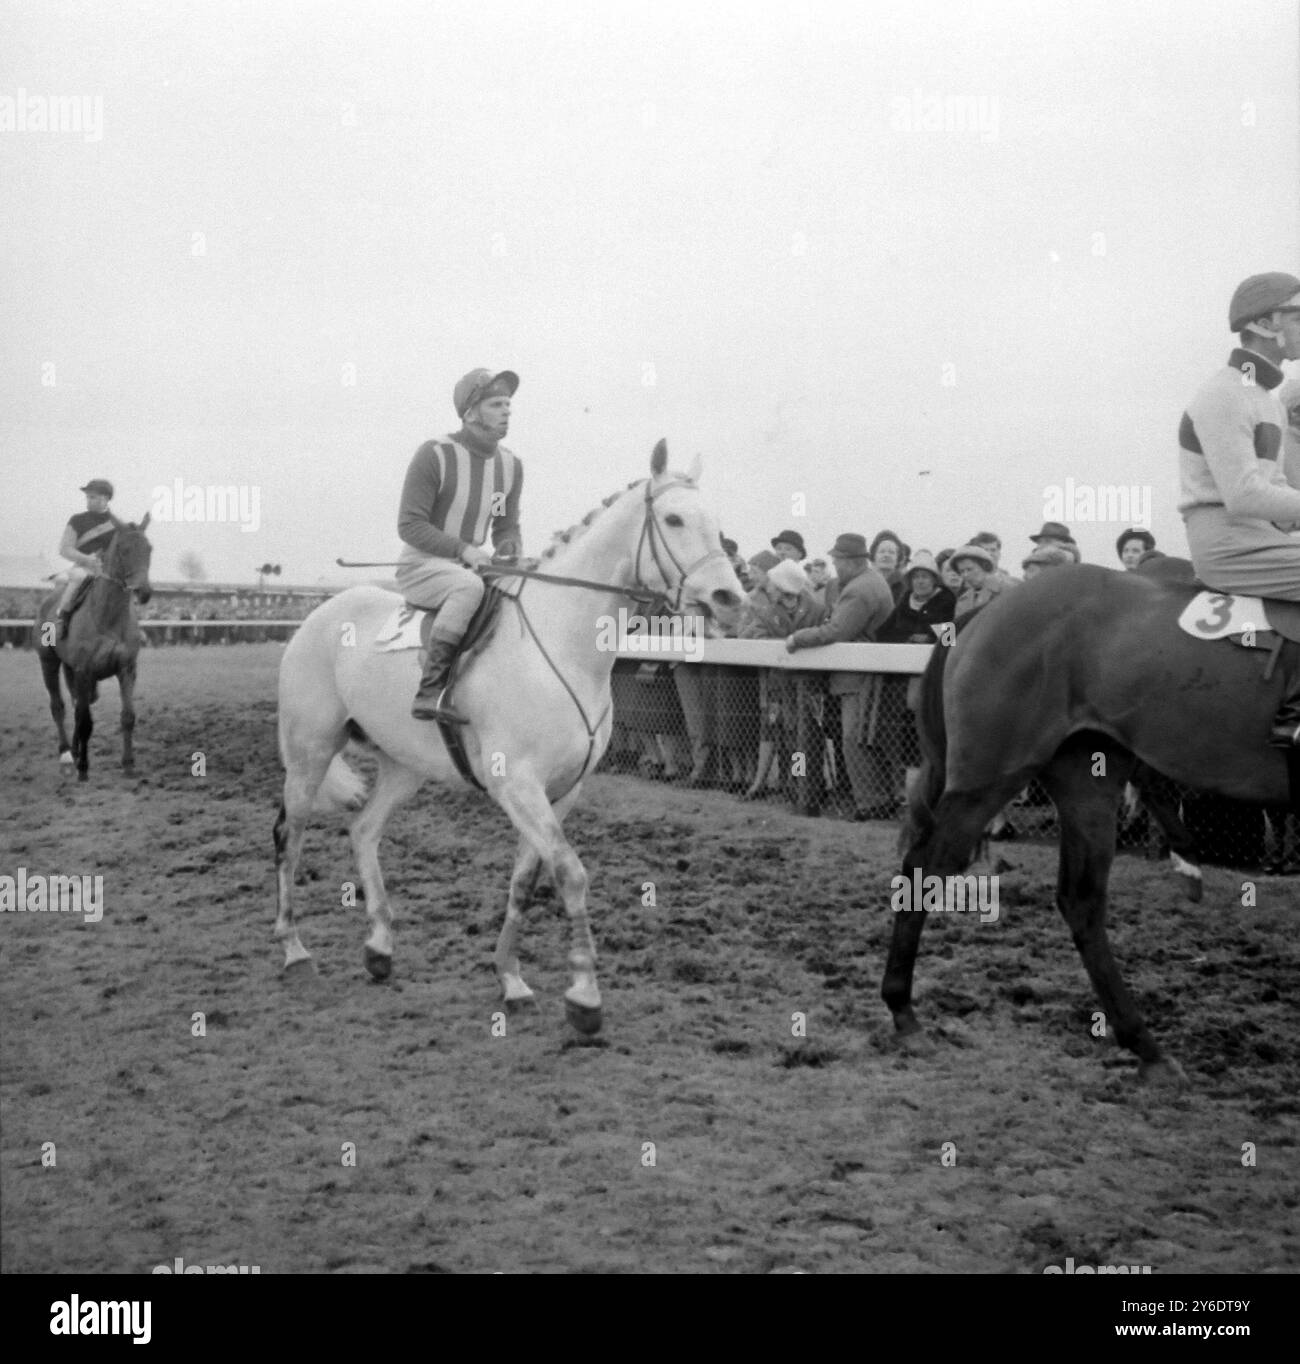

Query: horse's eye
[665,514,683,527]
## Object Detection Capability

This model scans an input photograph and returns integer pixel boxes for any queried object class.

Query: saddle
[60,575,96,630]
[373,582,516,790]
[1177,589,1300,662]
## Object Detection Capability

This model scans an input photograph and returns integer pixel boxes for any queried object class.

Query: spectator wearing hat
[675,549,782,788]
[1029,520,1082,563]
[880,550,956,643]
[748,548,781,581]
[739,559,825,801]
[1021,543,1078,580]
[805,557,832,613]
[786,533,896,819]
[56,479,118,636]
[878,549,956,810]
[398,367,522,722]
[968,530,1021,588]
[1180,271,1300,744]
[1115,528,1156,570]
[950,542,1012,619]
[771,529,807,562]
[936,548,963,596]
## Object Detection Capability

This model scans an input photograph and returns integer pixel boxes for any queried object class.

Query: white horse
[274,440,744,1034]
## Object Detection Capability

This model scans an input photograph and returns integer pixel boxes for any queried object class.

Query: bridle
[630,477,730,613]
[481,475,729,614]
[469,475,731,798]
[95,527,150,595]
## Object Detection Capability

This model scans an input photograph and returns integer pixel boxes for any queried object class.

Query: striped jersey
[397,436,524,560]
[1178,349,1300,524]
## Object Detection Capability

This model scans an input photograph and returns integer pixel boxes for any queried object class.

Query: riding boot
[57,608,72,641]
[412,636,466,723]
[1268,684,1300,748]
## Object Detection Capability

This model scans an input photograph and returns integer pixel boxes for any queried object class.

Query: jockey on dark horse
[56,478,118,640]
[396,368,524,723]
[1179,272,1300,746]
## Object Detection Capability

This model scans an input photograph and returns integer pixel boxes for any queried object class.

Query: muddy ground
[2,644,1297,1273]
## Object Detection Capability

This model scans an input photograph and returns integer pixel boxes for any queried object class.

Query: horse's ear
[139,511,151,530]
[686,452,702,483]
[650,439,667,478]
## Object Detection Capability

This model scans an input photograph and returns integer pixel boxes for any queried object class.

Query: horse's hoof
[77,771,88,783]
[505,993,537,1015]
[564,998,603,1036]
[1138,1057,1190,1089]
[58,752,73,766]
[1177,875,1203,904]
[283,957,318,982]
[363,946,393,981]
[896,1028,936,1057]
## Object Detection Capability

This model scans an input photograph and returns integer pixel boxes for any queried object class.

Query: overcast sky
[2,0,1297,586]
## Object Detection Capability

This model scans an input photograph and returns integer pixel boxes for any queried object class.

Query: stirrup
[412,686,466,724]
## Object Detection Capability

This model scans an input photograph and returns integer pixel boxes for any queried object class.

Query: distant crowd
[0,588,331,648]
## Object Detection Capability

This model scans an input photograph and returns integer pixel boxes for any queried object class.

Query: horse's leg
[70,671,93,782]
[273,748,340,974]
[493,787,581,1007]
[349,752,425,981]
[493,838,544,1007]
[883,776,1026,1039]
[1041,741,1182,1084]
[493,779,599,1034]
[1136,770,1201,902]
[39,650,72,763]
[118,660,137,773]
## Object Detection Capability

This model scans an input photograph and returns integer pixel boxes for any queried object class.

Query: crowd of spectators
[606,515,1294,868]
[0,587,330,647]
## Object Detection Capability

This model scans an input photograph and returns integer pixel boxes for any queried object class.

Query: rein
[478,476,727,796]
[479,477,727,613]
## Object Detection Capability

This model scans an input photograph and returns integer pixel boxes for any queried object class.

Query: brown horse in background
[885,562,1292,1084]
[35,516,153,781]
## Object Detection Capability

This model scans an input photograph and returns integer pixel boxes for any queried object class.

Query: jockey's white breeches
[58,565,92,611]
[394,548,485,639]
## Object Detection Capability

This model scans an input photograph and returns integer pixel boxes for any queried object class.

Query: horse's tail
[899,636,950,859]
[312,753,368,813]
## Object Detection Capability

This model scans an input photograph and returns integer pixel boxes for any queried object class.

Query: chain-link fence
[601,657,1299,876]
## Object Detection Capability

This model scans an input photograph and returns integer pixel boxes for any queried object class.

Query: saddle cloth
[374,605,436,653]
[1178,591,1300,647]
[373,579,515,657]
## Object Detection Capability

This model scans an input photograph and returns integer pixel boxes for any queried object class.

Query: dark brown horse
[35,516,153,781]
[884,562,1292,1084]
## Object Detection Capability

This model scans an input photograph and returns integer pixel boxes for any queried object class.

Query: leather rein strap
[467,476,726,798]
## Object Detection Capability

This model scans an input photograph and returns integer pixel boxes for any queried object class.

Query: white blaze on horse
[274,441,744,1034]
